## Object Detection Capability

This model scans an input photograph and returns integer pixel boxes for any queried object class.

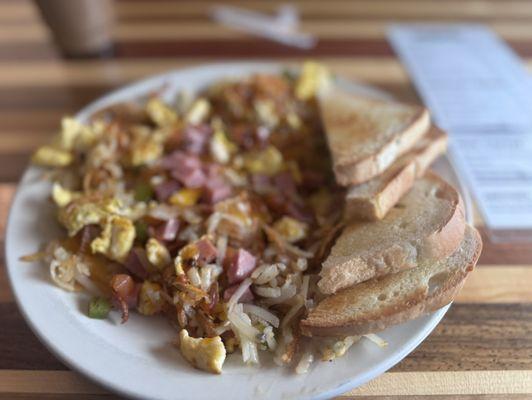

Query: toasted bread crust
[416,172,466,261]
[344,161,417,221]
[319,173,466,294]
[344,126,448,221]
[334,107,430,186]
[301,227,482,337]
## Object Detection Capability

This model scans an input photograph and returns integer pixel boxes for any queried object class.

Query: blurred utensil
[211,4,316,49]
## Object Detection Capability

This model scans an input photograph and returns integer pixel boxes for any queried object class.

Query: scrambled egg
[128,126,165,166]
[90,215,135,262]
[273,216,308,242]
[214,194,256,229]
[185,98,211,125]
[254,99,279,128]
[146,238,171,270]
[174,242,199,275]
[168,188,202,207]
[242,145,283,176]
[146,98,178,128]
[210,129,237,164]
[286,112,302,130]
[51,182,79,207]
[137,281,165,315]
[55,117,99,151]
[57,197,121,236]
[32,146,73,167]
[320,336,359,362]
[209,194,260,242]
[178,329,226,374]
[295,61,331,101]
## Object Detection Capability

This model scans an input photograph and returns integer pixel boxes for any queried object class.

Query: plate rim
[5,61,472,400]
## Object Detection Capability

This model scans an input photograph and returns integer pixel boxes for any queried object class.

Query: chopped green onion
[88,297,111,319]
[134,220,149,243]
[134,182,153,202]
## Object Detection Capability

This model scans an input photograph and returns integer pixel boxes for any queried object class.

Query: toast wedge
[319,173,465,294]
[318,86,431,186]
[344,126,448,221]
[301,225,482,337]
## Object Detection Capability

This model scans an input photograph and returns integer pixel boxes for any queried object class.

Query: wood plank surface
[0,369,530,397]
[1,301,531,372]
[1,0,531,398]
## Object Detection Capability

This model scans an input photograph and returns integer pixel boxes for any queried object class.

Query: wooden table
[1,0,532,398]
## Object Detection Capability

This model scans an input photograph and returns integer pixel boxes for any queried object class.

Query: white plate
[5,63,473,400]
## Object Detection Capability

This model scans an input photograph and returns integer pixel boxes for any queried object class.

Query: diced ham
[124,248,150,279]
[196,238,217,263]
[203,162,221,178]
[224,248,257,284]
[223,284,254,303]
[203,181,232,204]
[206,282,219,311]
[152,218,179,242]
[153,179,181,202]
[164,152,206,188]
[159,151,197,170]
[202,164,232,204]
[172,168,206,188]
[182,124,212,155]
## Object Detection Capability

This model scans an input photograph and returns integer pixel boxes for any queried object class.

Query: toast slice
[319,173,465,295]
[318,86,431,186]
[344,126,448,221]
[301,225,482,337]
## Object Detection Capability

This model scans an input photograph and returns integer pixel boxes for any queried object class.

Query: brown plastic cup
[34,0,115,58]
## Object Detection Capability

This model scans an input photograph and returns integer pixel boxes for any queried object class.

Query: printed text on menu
[388,24,532,231]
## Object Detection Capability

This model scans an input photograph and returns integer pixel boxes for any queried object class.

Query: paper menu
[388,24,532,234]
